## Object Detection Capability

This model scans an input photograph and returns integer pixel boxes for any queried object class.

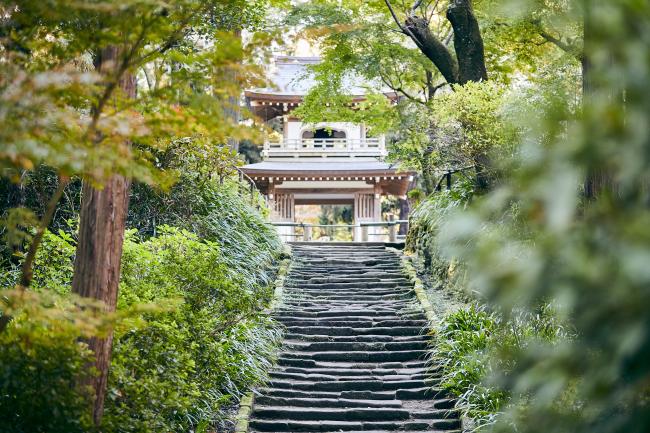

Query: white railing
[269,218,409,243]
[263,137,386,159]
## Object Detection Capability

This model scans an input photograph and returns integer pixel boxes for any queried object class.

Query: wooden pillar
[354,191,376,242]
[388,214,397,243]
[273,192,295,242]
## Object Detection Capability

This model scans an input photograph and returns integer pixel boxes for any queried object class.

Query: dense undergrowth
[408,185,569,428]
[0,178,283,433]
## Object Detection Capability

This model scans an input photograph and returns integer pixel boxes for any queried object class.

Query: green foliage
[104,227,281,432]
[0,287,137,433]
[0,322,94,433]
[432,82,516,161]
[433,305,506,424]
[0,182,282,432]
[31,227,76,295]
[424,2,650,432]
[406,179,474,300]
[433,303,570,426]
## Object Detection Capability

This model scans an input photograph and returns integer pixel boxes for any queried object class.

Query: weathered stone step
[289,281,409,290]
[277,366,431,377]
[284,334,429,343]
[282,298,414,306]
[274,309,421,318]
[291,271,407,278]
[269,371,429,382]
[280,358,427,368]
[282,341,428,352]
[284,288,414,296]
[304,276,408,283]
[284,293,413,300]
[259,384,450,397]
[251,406,411,422]
[277,319,428,328]
[281,349,428,362]
[267,378,436,393]
[283,326,426,336]
[292,265,402,272]
[251,431,460,433]
[249,418,461,432]
[253,396,405,408]
[276,316,425,326]
[258,388,397,400]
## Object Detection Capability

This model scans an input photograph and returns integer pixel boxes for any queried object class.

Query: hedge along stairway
[248,244,460,433]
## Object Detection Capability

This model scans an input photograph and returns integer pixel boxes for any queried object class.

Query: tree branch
[532,20,583,61]
[385,0,426,50]
[405,14,459,84]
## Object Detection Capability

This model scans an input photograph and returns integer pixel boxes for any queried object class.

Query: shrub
[432,305,507,425]
[406,179,474,300]
[103,226,282,432]
[0,321,94,433]
[0,183,283,433]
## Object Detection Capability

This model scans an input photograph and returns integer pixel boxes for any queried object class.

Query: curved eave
[241,162,414,197]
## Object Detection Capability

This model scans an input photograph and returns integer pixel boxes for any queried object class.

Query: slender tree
[71,46,135,425]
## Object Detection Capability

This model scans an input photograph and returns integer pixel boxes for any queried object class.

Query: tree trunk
[581,3,615,199]
[446,0,488,84]
[473,153,491,193]
[72,45,135,427]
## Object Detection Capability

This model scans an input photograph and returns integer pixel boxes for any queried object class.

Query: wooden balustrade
[263,137,386,159]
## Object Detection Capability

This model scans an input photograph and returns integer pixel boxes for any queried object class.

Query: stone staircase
[248,244,460,433]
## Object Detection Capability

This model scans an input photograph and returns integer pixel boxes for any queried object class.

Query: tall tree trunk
[446,0,488,84]
[581,1,615,199]
[226,29,242,152]
[72,45,135,427]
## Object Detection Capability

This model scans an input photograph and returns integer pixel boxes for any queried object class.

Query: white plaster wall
[286,121,363,141]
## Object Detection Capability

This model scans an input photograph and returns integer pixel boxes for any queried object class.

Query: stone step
[283,334,429,343]
[274,309,422,318]
[283,296,414,303]
[289,282,410,290]
[304,276,409,283]
[282,293,414,302]
[276,319,428,328]
[282,358,428,367]
[275,366,431,377]
[284,288,414,296]
[282,326,426,336]
[267,379,437,393]
[251,431,460,433]
[269,371,429,382]
[253,396,405,408]
[251,406,411,422]
[280,349,428,362]
[257,388,398,400]
[282,341,429,352]
[276,316,426,326]
[249,418,462,432]
[290,271,407,278]
[259,386,449,401]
